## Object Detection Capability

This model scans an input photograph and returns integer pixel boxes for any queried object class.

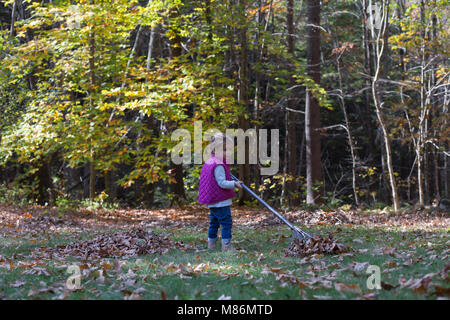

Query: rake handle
[230,173,300,232]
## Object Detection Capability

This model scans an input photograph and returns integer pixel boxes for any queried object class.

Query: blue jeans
[208,206,232,242]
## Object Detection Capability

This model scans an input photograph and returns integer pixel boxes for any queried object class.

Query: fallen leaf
[381,281,397,290]
[431,285,450,297]
[334,282,362,294]
[10,280,26,288]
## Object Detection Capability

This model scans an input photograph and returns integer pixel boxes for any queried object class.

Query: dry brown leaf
[334,282,362,294]
[381,281,397,290]
[432,285,450,297]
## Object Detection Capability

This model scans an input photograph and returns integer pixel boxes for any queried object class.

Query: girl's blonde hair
[210,132,233,146]
[210,132,233,156]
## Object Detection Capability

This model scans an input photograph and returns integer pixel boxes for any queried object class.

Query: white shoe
[208,240,217,249]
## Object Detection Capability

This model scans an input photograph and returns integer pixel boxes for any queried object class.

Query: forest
[0,0,447,210]
[0,0,448,302]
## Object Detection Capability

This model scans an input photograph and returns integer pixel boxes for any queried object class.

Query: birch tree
[369,0,400,211]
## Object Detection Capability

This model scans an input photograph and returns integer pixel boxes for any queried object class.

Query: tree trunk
[370,0,400,211]
[89,162,96,199]
[237,0,251,204]
[36,158,52,205]
[286,0,298,205]
[104,170,111,200]
[359,0,378,181]
[83,164,89,198]
[88,0,96,200]
[10,0,17,37]
[253,0,264,194]
[305,0,323,204]
[168,7,186,205]
[416,0,427,205]
[146,26,158,71]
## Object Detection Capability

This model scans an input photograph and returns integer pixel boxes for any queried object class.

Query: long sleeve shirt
[207,165,235,208]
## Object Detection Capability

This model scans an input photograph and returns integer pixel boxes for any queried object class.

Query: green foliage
[0,183,33,207]
[294,74,333,111]
[152,186,172,207]
[0,0,447,208]
[55,192,120,211]
[54,194,72,213]
[78,192,120,210]
[0,0,240,201]
[183,165,201,204]
[323,193,344,209]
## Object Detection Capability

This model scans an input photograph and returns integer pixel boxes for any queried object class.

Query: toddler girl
[198,133,242,251]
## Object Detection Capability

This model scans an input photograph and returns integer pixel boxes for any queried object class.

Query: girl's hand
[234,181,243,189]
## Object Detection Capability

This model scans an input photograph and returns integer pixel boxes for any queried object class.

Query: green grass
[0,223,448,300]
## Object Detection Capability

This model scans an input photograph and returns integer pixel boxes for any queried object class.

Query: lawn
[0,203,448,300]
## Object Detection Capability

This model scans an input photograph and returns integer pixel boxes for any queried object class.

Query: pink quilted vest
[198,155,235,205]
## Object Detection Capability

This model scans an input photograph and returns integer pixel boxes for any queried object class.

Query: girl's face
[214,138,233,160]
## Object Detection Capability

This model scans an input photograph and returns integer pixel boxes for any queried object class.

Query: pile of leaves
[37,228,195,259]
[285,234,349,257]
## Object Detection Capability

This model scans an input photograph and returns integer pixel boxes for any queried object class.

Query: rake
[230,174,313,241]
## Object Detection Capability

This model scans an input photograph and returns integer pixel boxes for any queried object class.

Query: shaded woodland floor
[0,203,448,299]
